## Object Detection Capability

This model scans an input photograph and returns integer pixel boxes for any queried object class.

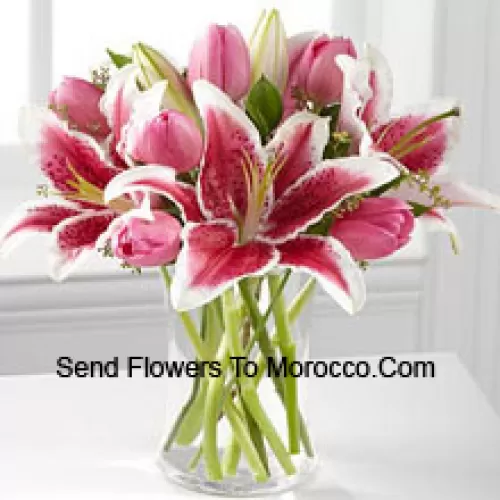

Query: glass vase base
[158,448,318,497]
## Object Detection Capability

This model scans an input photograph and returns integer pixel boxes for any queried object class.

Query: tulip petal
[49,211,115,281]
[0,200,82,257]
[331,220,399,261]
[261,156,399,243]
[371,99,460,175]
[267,111,330,199]
[121,85,203,172]
[171,221,279,311]
[277,235,366,314]
[192,80,266,220]
[104,165,203,222]
[20,107,121,197]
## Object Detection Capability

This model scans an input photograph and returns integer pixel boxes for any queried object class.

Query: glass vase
[157,268,317,497]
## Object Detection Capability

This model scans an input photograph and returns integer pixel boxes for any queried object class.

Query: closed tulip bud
[132,43,199,124]
[124,109,203,172]
[111,210,182,267]
[49,77,111,141]
[188,24,250,101]
[331,198,414,260]
[294,35,357,106]
[249,9,288,92]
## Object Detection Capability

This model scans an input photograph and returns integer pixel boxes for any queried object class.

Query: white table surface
[1,353,499,499]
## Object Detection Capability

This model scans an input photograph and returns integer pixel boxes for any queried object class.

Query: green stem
[222,437,242,476]
[243,278,316,456]
[222,289,296,476]
[188,445,203,471]
[163,374,201,452]
[203,337,229,481]
[268,274,299,454]
[220,277,317,472]
[289,278,316,325]
[159,266,209,360]
[223,399,268,482]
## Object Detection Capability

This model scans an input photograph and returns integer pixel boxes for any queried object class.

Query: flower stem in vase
[222,288,297,476]
[267,274,300,455]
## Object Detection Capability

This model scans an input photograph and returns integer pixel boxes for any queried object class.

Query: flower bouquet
[1,8,499,497]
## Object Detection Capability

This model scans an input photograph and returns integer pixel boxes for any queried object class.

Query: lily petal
[261,156,399,243]
[19,107,120,196]
[104,165,203,222]
[100,65,140,139]
[436,179,500,211]
[49,210,115,281]
[360,44,393,130]
[267,111,330,199]
[390,175,500,212]
[336,54,372,151]
[277,235,366,315]
[0,200,82,257]
[420,209,461,254]
[171,221,279,311]
[371,99,460,175]
[192,80,266,220]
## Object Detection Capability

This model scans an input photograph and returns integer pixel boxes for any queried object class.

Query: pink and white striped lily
[0,108,139,280]
[337,45,500,213]
[105,81,399,312]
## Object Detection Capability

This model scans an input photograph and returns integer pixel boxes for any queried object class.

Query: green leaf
[408,201,432,217]
[306,212,334,236]
[246,76,283,141]
[106,49,132,69]
[320,103,341,131]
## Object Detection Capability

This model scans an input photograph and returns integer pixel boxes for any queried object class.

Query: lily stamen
[388,106,460,157]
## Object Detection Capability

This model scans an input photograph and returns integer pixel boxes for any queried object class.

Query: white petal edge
[266,110,331,167]
[0,199,83,258]
[363,43,394,127]
[260,155,400,245]
[48,210,114,282]
[104,165,176,203]
[435,177,500,212]
[191,80,266,165]
[280,235,367,315]
[170,221,280,311]
[18,106,112,175]
[420,210,461,254]
[99,64,141,130]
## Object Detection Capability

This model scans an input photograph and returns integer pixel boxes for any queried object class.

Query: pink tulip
[111,210,182,267]
[330,198,414,261]
[292,35,357,106]
[188,24,250,101]
[49,77,111,141]
[124,110,203,172]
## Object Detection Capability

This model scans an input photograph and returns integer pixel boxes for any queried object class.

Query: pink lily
[100,64,140,167]
[336,44,500,223]
[0,108,140,279]
[105,81,399,312]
